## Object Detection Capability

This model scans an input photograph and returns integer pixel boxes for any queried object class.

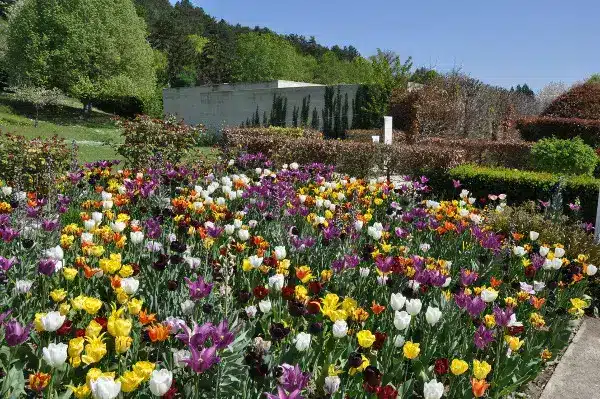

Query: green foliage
[9,85,63,126]
[410,67,439,84]
[531,137,598,176]
[6,0,156,112]
[447,164,600,222]
[116,115,203,168]
[512,83,535,97]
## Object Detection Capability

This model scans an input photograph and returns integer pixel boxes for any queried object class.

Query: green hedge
[446,164,600,222]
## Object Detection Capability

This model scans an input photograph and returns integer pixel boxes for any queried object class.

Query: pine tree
[311,107,320,130]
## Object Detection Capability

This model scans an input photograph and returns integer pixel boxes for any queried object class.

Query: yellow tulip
[83,297,103,315]
[356,330,376,348]
[450,359,469,375]
[119,264,134,278]
[120,370,143,393]
[115,336,133,354]
[86,320,103,338]
[62,267,79,281]
[128,298,143,315]
[132,361,155,382]
[68,384,91,399]
[82,335,107,365]
[108,317,132,337]
[50,289,67,303]
[473,360,492,380]
[59,302,71,316]
[403,341,420,359]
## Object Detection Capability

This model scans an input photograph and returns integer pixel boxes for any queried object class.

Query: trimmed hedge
[516,116,600,146]
[543,82,600,120]
[531,137,598,176]
[223,127,322,139]
[345,129,405,143]
[447,164,600,222]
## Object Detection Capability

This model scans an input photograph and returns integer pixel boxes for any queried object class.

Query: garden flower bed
[0,156,594,398]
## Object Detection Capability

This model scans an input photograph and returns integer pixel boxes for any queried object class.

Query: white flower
[481,288,498,303]
[359,267,370,277]
[41,311,66,332]
[259,299,272,313]
[101,191,113,201]
[130,231,144,244]
[249,255,263,268]
[1,186,12,196]
[587,264,598,276]
[146,241,163,252]
[102,200,114,210]
[442,277,452,287]
[298,195,307,204]
[224,225,235,235]
[394,311,411,331]
[180,300,195,315]
[332,320,348,338]
[274,246,287,260]
[408,280,421,292]
[184,256,201,269]
[120,278,139,295]
[245,305,257,318]
[238,229,250,241]
[539,246,550,257]
[233,219,243,229]
[249,220,258,228]
[90,376,121,399]
[354,220,364,231]
[423,378,444,399]
[324,376,341,395]
[294,332,311,351]
[45,245,64,261]
[533,281,546,292]
[253,337,272,353]
[173,349,190,367]
[84,219,96,231]
[149,369,173,396]
[290,162,299,170]
[42,343,68,367]
[390,293,406,311]
[419,243,431,252]
[110,221,126,233]
[512,246,526,257]
[393,335,405,347]
[14,280,33,294]
[529,231,539,241]
[425,306,442,326]
[268,274,285,291]
[377,275,388,285]
[405,299,422,316]
[81,232,94,243]
[367,226,383,240]
[554,247,565,258]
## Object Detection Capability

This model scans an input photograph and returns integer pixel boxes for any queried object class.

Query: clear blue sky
[173,0,598,91]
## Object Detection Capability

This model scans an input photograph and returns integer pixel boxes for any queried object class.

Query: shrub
[517,116,600,146]
[93,96,145,118]
[543,82,600,120]
[531,137,598,176]
[0,133,74,191]
[447,164,600,222]
[345,129,405,143]
[223,126,322,140]
[116,115,204,168]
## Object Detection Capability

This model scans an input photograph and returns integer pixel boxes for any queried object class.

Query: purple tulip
[38,258,56,276]
[4,320,31,346]
[185,275,213,300]
[265,386,303,399]
[493,306,514,327]
[185,345,220,373]
[474,325,495,349]
[0,310,11,325]
[212,320,234,350]
[177,321,214,349]
[279,364,310,393]
[460,269,478,287]
[466,297,486,318]
[0,256,18,272]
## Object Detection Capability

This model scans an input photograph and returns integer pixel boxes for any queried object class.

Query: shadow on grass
[0,92,115,129]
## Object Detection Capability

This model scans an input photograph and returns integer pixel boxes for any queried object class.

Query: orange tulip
[490,277,503,289]
[29,372,51,392]
[471,378,490,398]
[147,324,170,342]
[139,310,157,325]
[371,301,386,315]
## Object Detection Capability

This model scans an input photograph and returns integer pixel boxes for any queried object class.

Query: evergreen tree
[311,107,320,130]
[262,111,268,127]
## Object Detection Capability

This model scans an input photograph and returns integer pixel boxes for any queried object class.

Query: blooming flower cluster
[0,158,594,398]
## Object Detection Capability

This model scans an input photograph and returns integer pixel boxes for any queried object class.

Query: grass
[0,92,220,164]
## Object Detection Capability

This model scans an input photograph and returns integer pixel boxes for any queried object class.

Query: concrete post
[372,136,380,143]
[384,116,393,145]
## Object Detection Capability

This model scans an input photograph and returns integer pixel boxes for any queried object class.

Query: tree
[512,83,535,97]
[411,67,440,84]
[10,85,63,127]
[0,0,15,20]
[538,82,568,112]
[6,0,156,112]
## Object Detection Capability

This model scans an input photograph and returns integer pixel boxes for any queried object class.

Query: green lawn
[0,93,220,164]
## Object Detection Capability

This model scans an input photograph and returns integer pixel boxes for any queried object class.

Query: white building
[163,80,361,133]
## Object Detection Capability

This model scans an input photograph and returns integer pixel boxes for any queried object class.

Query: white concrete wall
[163,82,360,131]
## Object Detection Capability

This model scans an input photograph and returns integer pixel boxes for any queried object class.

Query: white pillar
[371,135,380,143]
[384,116,393,145]
[595,187,600,243]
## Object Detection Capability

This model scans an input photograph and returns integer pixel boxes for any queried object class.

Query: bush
[531,137,598,176]
[93,96,145,118]
[446,164,600,222]
[223,126,322,140]
[0,133,74,191]
[543,82,600,120]
[116,115,204,168]
[517,116,600,146]
[345,129,405,143]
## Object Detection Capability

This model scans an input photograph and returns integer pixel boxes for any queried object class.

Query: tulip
[473,360,492,380]
[274,246,287,260]
[130,231,144,244]
[120,278,139,295]
[587,264,598,276]
[259,299,272,313]
[450,359,469,375]
[90,376,121,399]
[481,288,498,303]
[403,341,420,359]
[268,274,285,291]
[149,369,173,396]
[529,231,539,241]
[293,332,311,351]
[356,330,376,348]
[472,378,490,397]
[237,229,250,241]
[332,320,348,338]
[425,306,442,326]
[405,299,422,316]
[4,320,31,346]
[324,376,341,395]
[390,293,406,311]
[43,342,68,368]
[394,311,411,331]
[41,311,66,332]
[393,335,405,348]
[423,379,444,399]
[554,247,565,258]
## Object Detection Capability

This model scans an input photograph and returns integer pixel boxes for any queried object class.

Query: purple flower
[395,227,409,239]
[177,321,214,348]
[0,227,19,242]
[466,297,486,318]
[375,255,394,273]
[538,199,550,209]
[4,320,31,346]
[185,345,220,373]
[279,364,310,392]
[452,179,462,188]
[0,256,18,272]
[38,258,56,276]
[493,306,514,327]
[0,310,11,325]
[212,320,234,350]
[460,269,478,287]
[474,325,495,349]
[265,387,303,399]
[145,217,162,239]
[454,291,470,309]
[41,219,60,232]
[568,202,582,212]
[185,275,213,300]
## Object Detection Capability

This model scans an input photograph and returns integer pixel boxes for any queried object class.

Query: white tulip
[268,274,285,291]
[587,264,598,276]
[130,231,144,244]
[245,305,257,318]
[423,378,444,399]
[290,162,299,170]
[233,219,243,229]
[92,212,103,224]
[533,281,546,292]
[101,191,113,201]
[394,311,411,331]
[249,255,263,268]
[180,300,195,315]
[332,320,348,338]
[120,278,139,295]
[81,232,94,243]
[45,245,64,260]
[393,335,405,348]
[354,220,364,231]
[238,229,250,241]
[149,369,173,396]
[224,225,235,235]
[324,376,341,395]
[425,306,442,326]
[84,219,96,231]
[274,246,287,260]
[294,332,311,351]
[41,311,66,332]
[173,349,190,367]
[554,247,565,258]
[90,376,121,399]
[259,299,272,313]
[184,256,201,269]
[481,288,498,303]
[102,200,113,210]
[529,231,539,241]
[110,221,126,233]
[249,220,258,228]
[405,299,422,316]
[42,343,68,367]
[419,243,431,252]
[14,280,33,294]
[390,293,406,311]
[1,186,12,196]
[359,267,370,277]
[512,246,526,257]
[539,246,550,257]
